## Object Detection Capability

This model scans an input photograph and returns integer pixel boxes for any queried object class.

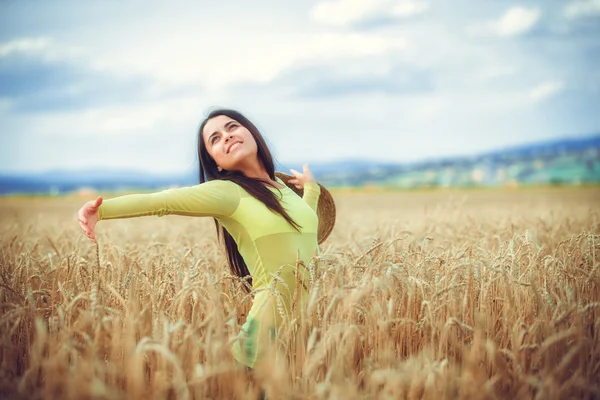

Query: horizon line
[2,132,599,176]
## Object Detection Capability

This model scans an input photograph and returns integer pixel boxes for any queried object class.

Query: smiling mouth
[228,142,242,153]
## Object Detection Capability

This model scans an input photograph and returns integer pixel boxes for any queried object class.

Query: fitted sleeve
[302,182,321,212]
[98,180,240,221]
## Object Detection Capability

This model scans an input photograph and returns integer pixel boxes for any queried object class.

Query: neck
[238,158,271,181]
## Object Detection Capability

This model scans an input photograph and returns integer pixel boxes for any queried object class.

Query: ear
[217,166,223,172]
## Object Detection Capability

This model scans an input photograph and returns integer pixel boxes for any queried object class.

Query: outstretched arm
[288,164,321,212]
[77,180,240,242]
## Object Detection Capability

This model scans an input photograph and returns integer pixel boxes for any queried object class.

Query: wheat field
[0,187,599,399]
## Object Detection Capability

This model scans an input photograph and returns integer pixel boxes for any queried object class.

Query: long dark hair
[197,109,301,288]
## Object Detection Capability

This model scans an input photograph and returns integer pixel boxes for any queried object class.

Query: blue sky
[1,0,599,173]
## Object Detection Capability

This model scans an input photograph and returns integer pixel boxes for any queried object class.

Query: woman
[77,109,330,372]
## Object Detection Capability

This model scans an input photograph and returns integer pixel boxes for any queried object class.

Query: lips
[227,141,242,154]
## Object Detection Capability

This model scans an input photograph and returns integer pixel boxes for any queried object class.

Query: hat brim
[275,172,336,244]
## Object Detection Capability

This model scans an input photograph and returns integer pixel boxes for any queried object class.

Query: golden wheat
[0,187,599,399]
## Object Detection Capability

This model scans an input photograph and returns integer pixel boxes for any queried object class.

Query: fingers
[78,221,96,242]
[77,205,88,223]
[78,220,92,236]
[78,210,87,225]
[290,166,314,189]
[78,195,102,225]
[78,199,99,243]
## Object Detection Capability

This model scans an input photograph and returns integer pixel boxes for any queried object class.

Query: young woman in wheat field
[77,108,335,395]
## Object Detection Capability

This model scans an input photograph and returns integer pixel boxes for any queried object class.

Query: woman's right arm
[77,180,239,242]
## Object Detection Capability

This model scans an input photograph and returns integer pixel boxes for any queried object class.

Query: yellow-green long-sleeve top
[98,177,321,368]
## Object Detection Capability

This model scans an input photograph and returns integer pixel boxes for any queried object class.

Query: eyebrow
[208,120,236,143]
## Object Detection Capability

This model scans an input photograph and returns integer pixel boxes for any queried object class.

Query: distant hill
[312,134,600,188]
[1,134,599,195]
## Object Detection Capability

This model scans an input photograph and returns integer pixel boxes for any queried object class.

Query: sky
[1,0,599,174]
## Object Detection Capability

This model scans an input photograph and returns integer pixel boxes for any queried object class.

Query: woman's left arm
[289,164,321,212]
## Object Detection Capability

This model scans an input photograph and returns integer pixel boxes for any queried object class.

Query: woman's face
[202,115,259,172]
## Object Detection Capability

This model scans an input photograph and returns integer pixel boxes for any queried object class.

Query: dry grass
[0,187,599,399]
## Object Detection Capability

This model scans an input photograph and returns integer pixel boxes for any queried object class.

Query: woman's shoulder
[183,180,241,208]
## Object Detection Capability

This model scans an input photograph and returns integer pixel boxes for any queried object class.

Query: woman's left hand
[289,164,316,189]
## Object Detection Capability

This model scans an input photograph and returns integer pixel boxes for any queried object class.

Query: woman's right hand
[78,196,103,243]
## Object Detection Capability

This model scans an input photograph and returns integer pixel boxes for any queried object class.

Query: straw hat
[275,172,336,244]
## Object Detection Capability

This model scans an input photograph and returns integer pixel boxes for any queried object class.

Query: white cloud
[0,37,53,57]
[470,6,540,37]
[528,81,564,102]
[310,0,384,26]
[391,1,429,17]
[477,65,516,81]
[494,6,540,36]
[87,31,407,89]
[310,0,429,27]
[564,0,600,18]
[29,96,202,137]
[1,31,406,95]
[0,36,87,64]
